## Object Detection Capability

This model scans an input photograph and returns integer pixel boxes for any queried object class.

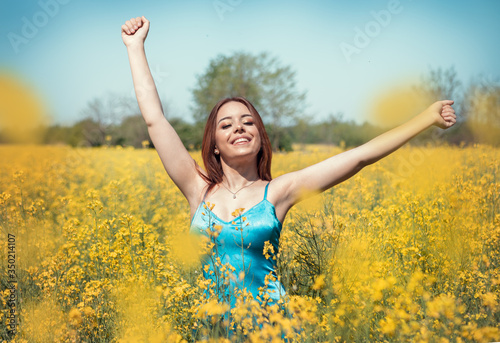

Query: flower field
[0,144,499,342]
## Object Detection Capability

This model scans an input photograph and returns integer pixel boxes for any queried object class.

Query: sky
[1,0,499,127]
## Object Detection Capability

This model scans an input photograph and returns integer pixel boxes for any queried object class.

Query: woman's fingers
[122,17,145,35]
[444,114,456,122]
[441,103,456,125]
[123,20,133,34]
[429,100,457,129]
[130,17,141,29]
[135,17,143,28]
[121,16,149,47]
[443,111,457,127]
[442,106,456,118]
[443,107,455,115]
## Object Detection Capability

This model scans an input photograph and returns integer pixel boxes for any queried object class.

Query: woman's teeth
[234,138,249,144]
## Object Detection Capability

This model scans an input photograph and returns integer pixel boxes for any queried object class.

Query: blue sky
[1,0,499,126]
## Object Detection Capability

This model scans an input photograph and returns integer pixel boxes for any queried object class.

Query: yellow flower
[379,316,396,336]
[231,208,245,217]
[481,292,497,310]
[312,274,326,290]
[68,308,82,326]
[263,240,275,260]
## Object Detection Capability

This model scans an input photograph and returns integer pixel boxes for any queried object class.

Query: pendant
[233,194,237,199]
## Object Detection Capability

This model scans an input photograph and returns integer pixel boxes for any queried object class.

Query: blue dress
[190,182,287,308]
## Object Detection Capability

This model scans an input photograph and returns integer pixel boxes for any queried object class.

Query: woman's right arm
[122,16,205,204]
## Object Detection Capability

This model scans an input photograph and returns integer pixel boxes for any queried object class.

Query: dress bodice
[189,182,286,307]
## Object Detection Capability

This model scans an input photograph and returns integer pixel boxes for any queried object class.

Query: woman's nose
[234,123,244,133]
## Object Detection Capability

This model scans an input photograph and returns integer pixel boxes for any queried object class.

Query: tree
[463,76,500,146]
[79,93,136,146]
[414,67,500,146]
[191,51,307,150]
[412,66,464,145]
[114,114,150,148]
[42,124,85,147]
[414,66,463,111]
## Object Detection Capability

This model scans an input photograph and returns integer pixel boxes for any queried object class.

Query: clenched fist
[121,16,150,48]
[427,100,457,130]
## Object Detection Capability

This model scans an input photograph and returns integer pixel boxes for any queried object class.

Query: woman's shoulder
[266,174,298,223]
[267,173,296,202]
[269,171,298,188]
[188,179,211,217]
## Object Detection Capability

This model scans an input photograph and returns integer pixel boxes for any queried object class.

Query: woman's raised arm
[272,100,456,215]
[122,16,205,204]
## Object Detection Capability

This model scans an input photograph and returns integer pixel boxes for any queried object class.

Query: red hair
[199,97,272,191]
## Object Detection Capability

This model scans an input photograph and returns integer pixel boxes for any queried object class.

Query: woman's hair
[199,97,272,190]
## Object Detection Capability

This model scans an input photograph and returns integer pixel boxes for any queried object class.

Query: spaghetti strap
[202,185,210,202]
[263,181,270,200]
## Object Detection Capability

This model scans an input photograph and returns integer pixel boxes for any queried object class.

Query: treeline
[26,108,492,150]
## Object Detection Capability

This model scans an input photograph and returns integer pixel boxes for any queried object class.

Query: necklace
[221,180,257,199]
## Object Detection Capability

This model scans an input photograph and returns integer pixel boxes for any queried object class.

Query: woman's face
[214,101,262,163]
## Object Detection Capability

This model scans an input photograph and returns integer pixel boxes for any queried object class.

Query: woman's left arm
[349,100,456,167]
[275,100,456,208]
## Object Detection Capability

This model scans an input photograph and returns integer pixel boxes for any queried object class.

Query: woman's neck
[220,158,260,189]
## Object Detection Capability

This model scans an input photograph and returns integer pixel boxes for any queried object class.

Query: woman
[121,14,456,320]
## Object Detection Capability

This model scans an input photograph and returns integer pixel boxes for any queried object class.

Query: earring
[214,148,219,155]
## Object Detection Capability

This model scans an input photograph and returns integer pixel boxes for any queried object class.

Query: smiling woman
[200,97,272,196]
[121,15,457,337]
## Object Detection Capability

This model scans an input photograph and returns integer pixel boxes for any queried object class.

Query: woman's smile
[232,136,251,145]
[215,101,262,159]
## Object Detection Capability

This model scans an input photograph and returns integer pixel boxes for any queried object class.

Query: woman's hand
[425,100,457,129]
[121,16,149,48]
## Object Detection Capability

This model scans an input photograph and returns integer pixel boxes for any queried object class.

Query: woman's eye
[243,122,254,126]
[222,124,231,129]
